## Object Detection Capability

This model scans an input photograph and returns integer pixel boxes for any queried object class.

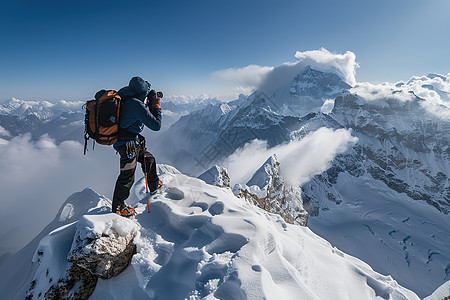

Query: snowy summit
[12,165,429,299]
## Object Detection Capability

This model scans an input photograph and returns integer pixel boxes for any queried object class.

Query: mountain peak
[246,154,279,189]
[56,188,110,223]
[293,66,350,87]
[198,165,231,188]
[235,155,308,226]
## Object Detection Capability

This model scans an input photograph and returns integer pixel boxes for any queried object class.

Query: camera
[145,90,163,108]
[146,90,163,100]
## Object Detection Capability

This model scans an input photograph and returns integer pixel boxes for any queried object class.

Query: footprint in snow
[208,201,224,216]
[190,202,209,212]
[165,187,184,200]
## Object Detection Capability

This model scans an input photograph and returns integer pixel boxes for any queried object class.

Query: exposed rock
[44,264,98,300]
[68,228,136,279]
[68,214,138,279]
[26,214,139,299]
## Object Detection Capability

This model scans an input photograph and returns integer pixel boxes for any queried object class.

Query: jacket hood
[118,76,150,100]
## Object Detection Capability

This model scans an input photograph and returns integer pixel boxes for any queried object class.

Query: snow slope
[16,166,423,299]
[306,172,450,298]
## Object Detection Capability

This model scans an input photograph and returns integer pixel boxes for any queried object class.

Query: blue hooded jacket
[114,77,161,149]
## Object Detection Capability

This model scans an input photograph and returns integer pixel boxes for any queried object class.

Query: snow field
[308,172,450,297]
[127,168,419,299]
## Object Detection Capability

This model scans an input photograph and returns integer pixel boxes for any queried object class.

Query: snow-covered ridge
[18,166,427,299]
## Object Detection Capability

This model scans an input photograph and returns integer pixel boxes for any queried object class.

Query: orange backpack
[83,90,121,154]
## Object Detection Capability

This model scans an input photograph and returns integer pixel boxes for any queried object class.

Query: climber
[112,76,163,217]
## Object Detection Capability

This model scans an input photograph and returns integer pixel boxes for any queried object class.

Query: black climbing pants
[112,139,159,213]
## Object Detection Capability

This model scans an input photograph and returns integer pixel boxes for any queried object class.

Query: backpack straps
[84,133,88,155]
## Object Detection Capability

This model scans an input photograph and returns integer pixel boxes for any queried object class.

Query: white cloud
[350,82,415,102]
[223,127,358,186]
[53,100,85,110]
[294,48,358,86]
[0,134,120,255]
[212,64,274,88]
[222,139,269,185]
[350,73,450,119]
[0,125,10,137]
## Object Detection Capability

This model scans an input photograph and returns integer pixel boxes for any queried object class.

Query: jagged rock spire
[234,155,308,226]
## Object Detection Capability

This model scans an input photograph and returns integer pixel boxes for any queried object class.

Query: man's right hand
[151,97,161,109]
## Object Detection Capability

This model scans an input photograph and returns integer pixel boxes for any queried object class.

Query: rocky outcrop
[25,214,139,300]
[68,217,137,279]
[233,155,308,226]
[43,264,98,300]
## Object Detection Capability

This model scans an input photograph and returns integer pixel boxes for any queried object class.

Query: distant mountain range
[0,96,221,143]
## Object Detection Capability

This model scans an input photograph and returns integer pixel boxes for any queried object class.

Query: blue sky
[1,0,449,101]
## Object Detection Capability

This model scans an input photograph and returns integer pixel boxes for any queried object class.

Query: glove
[147,89,161,109]
[151,97,161,109]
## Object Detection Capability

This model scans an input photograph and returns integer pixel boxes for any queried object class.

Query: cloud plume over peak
[211,48,358,96]
[212,64,274,88]
[294,48,358,86]
[258,48,358,95]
